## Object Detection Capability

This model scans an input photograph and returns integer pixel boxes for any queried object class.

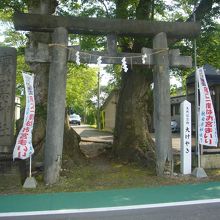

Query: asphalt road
[1,201,220,220]
[1,182,220,220]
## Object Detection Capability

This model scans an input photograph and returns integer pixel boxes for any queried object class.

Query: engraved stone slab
[0,47,17,152]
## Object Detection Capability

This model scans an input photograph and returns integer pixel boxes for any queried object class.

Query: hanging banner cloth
[13,72,35,160]
[197,67,218,147]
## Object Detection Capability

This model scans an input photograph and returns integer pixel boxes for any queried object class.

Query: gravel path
[72,125,186,156]
[73,125,113,143]
[72,125,113,158]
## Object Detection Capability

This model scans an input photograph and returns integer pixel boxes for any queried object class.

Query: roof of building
[101,90,119,110]
[170,95,186,104]
[186,64,220,86]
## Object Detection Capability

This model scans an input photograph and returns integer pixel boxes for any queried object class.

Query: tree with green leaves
[66,64,98,123]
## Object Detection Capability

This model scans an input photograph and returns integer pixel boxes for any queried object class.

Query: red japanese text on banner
[13,73,35,160]
[197,67,218,147]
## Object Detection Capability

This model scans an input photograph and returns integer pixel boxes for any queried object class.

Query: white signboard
[180,100,191,174]
[13,73,35,160]
[197,67,218,146]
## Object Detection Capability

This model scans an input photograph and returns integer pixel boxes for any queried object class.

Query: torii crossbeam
[14,13,200,39]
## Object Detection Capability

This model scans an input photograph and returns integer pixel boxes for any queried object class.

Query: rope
[48,43,169,60]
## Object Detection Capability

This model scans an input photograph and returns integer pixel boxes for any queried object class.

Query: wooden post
[44,27,68,185]
[153,32,172,175]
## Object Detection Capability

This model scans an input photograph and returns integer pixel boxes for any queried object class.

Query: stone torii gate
[14,13,200,183]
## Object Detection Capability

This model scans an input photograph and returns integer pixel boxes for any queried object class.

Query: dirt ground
[73,125,183,157]
[73,125,112,158]
[74,125,113,143]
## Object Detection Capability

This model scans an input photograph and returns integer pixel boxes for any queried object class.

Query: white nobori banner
[197,67,218,147]
[13,72,35,160]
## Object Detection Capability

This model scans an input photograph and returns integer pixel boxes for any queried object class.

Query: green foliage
[164,0,220,94]
[170,21,220,95]
[0,9,13,21]
[197,24,220,69]
[66,64,98,120]
[0,0,28,13]
[85,109,97,125]
[78,35,106,51]
[0,0,28,48]
[15,54,30,108]
[170,84,179,97]
[2,29,27,48]
[104,64,121,91]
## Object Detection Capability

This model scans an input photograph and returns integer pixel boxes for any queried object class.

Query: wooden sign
[180,100,192,175]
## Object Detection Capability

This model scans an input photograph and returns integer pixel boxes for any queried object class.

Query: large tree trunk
[113,66,155,167]
[113,0,155,168]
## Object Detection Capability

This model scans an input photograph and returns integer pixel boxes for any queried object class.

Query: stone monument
[0,47,17,153]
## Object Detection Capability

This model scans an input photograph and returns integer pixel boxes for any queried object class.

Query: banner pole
[29,155,32,178]
[195,67,201,168]
[192,10,207,178]
[193,12,200,169]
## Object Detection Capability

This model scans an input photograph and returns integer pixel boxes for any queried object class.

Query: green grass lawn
[1,157,220,195]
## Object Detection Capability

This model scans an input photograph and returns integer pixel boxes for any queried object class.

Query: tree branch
[98,0,110,18]
[169,0,214,45]
[187,0,214,21]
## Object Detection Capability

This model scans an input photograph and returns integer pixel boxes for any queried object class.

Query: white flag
[197,67,218,147]
[13,73,35,160]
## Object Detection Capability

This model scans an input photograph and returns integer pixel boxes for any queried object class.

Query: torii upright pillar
[153,32,172,175]
[142,32,192,175]
[44,27,68,185]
